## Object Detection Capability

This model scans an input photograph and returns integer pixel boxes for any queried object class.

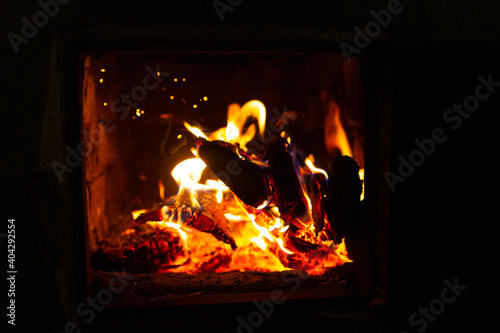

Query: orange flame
[158,179,165,201]
[184,100,267,150]
[183,121,207,140]
[324,101,364,200]
[325,101,352,157]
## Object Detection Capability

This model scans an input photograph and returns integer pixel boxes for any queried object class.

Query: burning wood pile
[93,100,363,275]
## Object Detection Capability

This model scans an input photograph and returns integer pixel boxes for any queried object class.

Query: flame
[171,158,207,191]
[225,100,266,148]
[248,214,294,255]
[131,209,147,220]
[170,158,210,209]
[335,238,352,263]
[182,100,266,151]
[325,102,352,157]
[305,155,329,180]
[206,179,229,204]
[224,213,242,221]
[359,168,365,200]
[158,179,165,200]
[183,121,208,140]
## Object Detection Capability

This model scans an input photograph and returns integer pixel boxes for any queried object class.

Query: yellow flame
[131,209,147,220]
[223,100,266,149]
[182,100,266,151]
[325,102,352,157]
[206,179,229,203]
[359,168,365,200]
[250,236,268,251]
[248,214,294,255]
[305,155,329,180]
[268,218,283,232]
[164,222,189,242]
[224,213,242,221]
[183,121,208,139]
[335,238,353,263]
[171,158,208,191]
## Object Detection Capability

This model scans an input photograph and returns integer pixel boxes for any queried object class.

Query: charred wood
[310,173,328,235]
[326,156,363,243]
[188,212,237,250]
[195,192,237,250]
[198,139,268,207]
[266,140,310,229]
[135,208,163,225]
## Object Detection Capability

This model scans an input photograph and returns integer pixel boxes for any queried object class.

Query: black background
[1,0,499,332]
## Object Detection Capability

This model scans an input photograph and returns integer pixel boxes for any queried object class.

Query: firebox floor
[91,263,358,307]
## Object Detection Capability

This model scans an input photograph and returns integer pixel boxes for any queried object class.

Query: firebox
[80,51,384,308]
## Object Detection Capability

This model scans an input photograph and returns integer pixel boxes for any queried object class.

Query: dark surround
[2,1,499,332]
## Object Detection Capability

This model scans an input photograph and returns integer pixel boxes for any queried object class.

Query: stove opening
[81,52,367,304]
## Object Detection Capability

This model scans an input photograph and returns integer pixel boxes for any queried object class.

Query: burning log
[135,207,163,225]
[287,236,319,254]
[188,212,237,250]
[198,139,268,207]
[134,191,237,250]
[193,192,237,250]
[310,173,327,235]
[327,156,363,243]
[134,208,237,251]
[266,140,310,229]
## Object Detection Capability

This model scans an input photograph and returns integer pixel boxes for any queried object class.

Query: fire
[335,238,352,264]
[183,121,207,140]
[225,100,266,149]
[171,158,207,191]
[125,100,360,275]
[248,214,294,255]
[184,100,267,151]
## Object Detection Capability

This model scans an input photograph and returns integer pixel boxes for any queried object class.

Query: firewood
[266,140,311,229]
[197,139,268,207]
[310,173,327,235]
[198,191,237,250]
[135,199,193,226]
[135,198,237,250]
[327,156,363,243]
[135,208,163,225]
[188,211,237,250]
[287,235,319,254]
